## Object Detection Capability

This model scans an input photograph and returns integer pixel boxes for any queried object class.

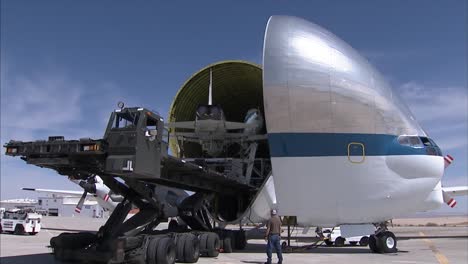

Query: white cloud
[398,82,467,122]
[0,63,134,199]
[396,82,467,151]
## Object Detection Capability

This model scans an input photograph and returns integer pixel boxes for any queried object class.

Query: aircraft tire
[334,236,345,247]
[205,233,220,257]
[156,237,176,264]
[378,231,397,253]
[324,240,334,246]
[359,236,369,246]
[368,235,379,253]
[183,233,200,263]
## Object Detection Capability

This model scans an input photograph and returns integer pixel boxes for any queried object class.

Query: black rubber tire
[14,225,24,235]
[234,230,247,250]
[199,233,208,256]
[183,234,200,263]
[349,241,358,246]
[222,236,233,253]
[205,233,220,257]
[369,234,379,253]
[378,231,397,253]
[334,236,345,247]
[156,237,176,264]
[0,224,3,233]
[359,236,369,246]
[29,232,38,235]
[324,240,334,246]
[176,235,187,262]
[146,237,161,264]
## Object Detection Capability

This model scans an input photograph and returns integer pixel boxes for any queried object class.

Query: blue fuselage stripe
[267,133,441,157]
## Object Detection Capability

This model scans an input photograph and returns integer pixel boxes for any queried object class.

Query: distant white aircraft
[22,176,120,213]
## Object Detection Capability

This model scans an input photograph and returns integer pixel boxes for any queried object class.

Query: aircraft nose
[385,154,445,180]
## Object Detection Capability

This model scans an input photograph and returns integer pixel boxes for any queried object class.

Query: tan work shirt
[266,215,282,236]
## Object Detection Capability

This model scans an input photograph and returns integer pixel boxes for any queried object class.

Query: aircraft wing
[442,186,468,196]
[166,121,196,129]
[22,188,85,197]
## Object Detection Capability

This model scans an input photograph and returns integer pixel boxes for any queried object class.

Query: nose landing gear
[369,230,397,253]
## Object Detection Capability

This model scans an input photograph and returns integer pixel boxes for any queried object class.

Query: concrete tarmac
[1,217,467,264]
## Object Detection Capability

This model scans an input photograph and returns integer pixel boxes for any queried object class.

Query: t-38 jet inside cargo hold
[167,68,266,157]
[4,16,467,263]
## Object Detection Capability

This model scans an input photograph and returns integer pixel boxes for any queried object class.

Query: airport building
[1,196,104,218]
[38,196,104,218]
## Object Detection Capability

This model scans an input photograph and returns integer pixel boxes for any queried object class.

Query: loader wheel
[183,234,200,263]
[222,235,233,253]
[146,237,162,264]
[157,237,176,264]
[176,234,199,263]
[176,235,186,262]
[199,233,208,255]
[205,233,220,257]
[14,225,24,235]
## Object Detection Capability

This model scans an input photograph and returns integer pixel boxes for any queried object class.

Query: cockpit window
[397,135,441,155]
[112,112,140,129]
[397,135,423,148]
[420,137,432,147]
[397,136,410,146]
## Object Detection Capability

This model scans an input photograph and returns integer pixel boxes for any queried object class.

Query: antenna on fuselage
[208,68,213,105]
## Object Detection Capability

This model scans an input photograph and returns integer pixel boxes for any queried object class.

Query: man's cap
[271,209,277,215]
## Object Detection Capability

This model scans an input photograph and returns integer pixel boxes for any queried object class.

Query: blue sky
[1,1,466,215]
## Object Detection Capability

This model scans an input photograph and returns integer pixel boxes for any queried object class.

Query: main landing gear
[369,225,397,254]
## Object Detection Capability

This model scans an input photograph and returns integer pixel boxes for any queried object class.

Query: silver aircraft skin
[246,16,465,227]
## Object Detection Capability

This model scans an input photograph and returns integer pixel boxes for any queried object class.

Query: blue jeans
[266,234,283,263]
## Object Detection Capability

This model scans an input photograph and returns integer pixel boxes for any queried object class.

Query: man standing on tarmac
[264,209,283,264]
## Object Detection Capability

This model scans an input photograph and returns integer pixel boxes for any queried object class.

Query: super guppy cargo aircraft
[4,15,467,260]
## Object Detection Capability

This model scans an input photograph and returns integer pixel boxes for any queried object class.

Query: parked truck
[0,208,42,235]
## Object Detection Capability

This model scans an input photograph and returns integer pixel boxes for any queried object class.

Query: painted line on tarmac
[419,232,449,264]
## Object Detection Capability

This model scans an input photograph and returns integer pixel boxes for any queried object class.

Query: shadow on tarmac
[241,243,378,254]
[0,253,54,264]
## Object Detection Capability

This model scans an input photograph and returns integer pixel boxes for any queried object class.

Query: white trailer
[0,208,42,235]
[322,227,369,247]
